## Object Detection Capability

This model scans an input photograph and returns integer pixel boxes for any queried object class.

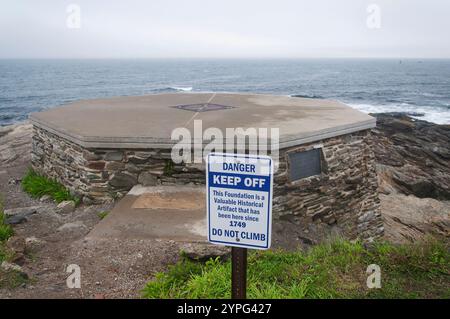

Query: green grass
[163,159,174,176]
[0,269,30,289]
[0,202,13,244]
[22,169,80,204]
[1,201,14,264]
[143,238,450,299]
[0,214,13,243]
[0,201,32,289]
[98,211,109,220]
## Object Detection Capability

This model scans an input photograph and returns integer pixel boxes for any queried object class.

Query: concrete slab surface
[30,93,376,149]
[86,186,207,242]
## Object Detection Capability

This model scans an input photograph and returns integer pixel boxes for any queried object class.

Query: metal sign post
[206,152,273,299]
[231,247,247,299]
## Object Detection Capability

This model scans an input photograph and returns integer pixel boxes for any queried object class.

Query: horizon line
[1,57,450,60]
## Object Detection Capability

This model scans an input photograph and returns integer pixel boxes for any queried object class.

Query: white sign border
[206,152,273,250]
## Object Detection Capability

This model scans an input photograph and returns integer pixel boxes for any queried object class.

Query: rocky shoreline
[0,113,449,298]
[370,113,450,242]
[372,113,450,200]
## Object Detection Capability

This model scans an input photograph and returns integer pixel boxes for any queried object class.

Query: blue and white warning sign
[206,153,273,250]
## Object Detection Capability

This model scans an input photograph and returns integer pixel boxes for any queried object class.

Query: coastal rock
[381,193,450,243]
[0,126,13,138]
[0,122,32,167]
[372,113,450,200]
[5,215,27,225]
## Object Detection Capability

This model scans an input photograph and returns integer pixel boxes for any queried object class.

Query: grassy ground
[143,238,450,299]
[22,169,79,204]
[0,201,29,289]
[0,211,13,243]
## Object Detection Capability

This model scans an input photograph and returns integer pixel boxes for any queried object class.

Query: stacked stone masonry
[31,126,383,241]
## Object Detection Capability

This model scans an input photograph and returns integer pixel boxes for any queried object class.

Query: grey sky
[1,0,449,58]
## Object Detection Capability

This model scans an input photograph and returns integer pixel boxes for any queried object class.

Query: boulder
[56,200,76,214]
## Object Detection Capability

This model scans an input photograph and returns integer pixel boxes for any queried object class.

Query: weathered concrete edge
[128,185,206,196]
[30,115,376,150]
[278,118,376,149]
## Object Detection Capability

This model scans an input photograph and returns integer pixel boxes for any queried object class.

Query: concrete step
[86,185,207,242]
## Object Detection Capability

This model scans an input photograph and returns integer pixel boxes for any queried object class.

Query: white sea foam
[347,103,450,125]
[170,86,193,92]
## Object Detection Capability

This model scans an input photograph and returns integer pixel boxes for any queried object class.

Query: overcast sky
[1,0,449,58]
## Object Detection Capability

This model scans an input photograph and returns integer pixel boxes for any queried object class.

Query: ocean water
[1,59,450,126]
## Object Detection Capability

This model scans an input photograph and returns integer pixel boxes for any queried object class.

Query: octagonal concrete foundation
[30,93,383,242]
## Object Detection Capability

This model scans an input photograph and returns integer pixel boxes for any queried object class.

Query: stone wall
[31,126,205,204]
[32,126,383,241]
[272,131,383,242]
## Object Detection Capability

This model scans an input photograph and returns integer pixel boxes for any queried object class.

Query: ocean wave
[290,94,324,99]
[420,92,444,98]
[168,86,193,92]
[150,86,193,93]
[347,103,450,125]
[0,97,14,103]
